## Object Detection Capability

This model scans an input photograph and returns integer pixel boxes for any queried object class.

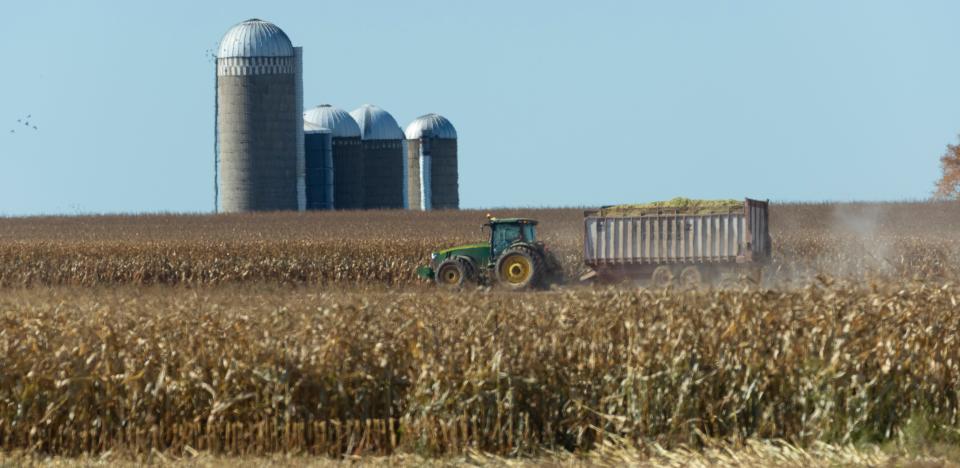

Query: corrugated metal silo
[405,114,459,210]
[216,18,300,212]
[350,104,405,209]
[303,123,334,210]
[304,105,364,209]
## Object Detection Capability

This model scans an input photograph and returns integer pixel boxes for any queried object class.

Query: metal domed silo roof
[405,113,457,140]
[303,121,331,134]
[350,104,404,141]
[303,121,326,132]
[218,18,294,58]
[303,105,361,138]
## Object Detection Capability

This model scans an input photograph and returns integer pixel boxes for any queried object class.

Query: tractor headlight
[430,252,439,261]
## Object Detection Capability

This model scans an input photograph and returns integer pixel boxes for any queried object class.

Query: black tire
[457,257,478,284]
[717,270,741,289]
[542,249,564,285]
[435,259,468,288]
[679,266,702,290]
[495,245,545,290]
[651,266,673,288]
[718,267,761,289]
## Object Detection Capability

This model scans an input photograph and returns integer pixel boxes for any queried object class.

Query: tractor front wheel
[496,247,544,290]
[435,258,475,288]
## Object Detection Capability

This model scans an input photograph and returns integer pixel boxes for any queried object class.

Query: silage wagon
[581,198,771,286]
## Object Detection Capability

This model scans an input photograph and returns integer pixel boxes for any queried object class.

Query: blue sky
[1,1,958,215]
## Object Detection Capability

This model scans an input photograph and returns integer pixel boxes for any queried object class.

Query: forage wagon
[581,198,772,287]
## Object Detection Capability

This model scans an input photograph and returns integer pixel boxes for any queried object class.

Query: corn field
[2,283,960,456]
[1,202,960,459]
[1,202,960,287]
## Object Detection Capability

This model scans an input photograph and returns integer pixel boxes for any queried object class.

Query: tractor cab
[484,217,538,259]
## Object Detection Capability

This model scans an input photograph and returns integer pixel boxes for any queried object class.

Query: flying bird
[16,119,21,123]
[32,126,37,130]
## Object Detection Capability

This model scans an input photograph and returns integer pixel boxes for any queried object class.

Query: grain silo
[303,123,334,210]
[216,19,301,212]
[303,105,364,210]
[350,105,405,209]
[404,114,459,210]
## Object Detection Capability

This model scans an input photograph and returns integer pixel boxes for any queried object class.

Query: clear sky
[1,1,958,215]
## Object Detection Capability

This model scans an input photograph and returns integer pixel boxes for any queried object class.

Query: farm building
[350,105,406,210]
[302,123,334,210]
[216,19,303,212]
[405,114,459,210]
[303,105,364,210]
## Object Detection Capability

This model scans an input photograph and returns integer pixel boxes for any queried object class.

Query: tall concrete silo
[216,18,301,212]
[350,104,405,209]
[303,105,364,210]
[303,124,334,210]
[404,114,459,210]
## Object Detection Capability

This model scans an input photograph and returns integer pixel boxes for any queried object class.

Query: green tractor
[417,217,562,289]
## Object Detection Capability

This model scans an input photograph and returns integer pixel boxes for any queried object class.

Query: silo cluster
[215,19,459,212]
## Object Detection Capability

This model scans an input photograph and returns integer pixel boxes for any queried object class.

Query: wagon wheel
[679,266,702,290]
[651,266,673,289]
[718,268,759,290]
[747,266,763,287]
[718,274,740,289]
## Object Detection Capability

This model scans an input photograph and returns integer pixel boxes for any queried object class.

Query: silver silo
[303,105,364,210]
[303,123,334,210]
[405,114,459,210]
[350,105,405,209]
[216,19,301,212]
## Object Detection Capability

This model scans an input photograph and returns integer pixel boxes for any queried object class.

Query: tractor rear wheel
[435,258,474,288]
[496,246,545,290]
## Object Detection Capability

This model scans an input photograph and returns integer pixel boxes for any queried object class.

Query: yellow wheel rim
[439,266,461,285]
[500,255,532,284]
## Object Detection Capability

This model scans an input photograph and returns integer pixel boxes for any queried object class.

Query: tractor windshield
[492,224,521,258]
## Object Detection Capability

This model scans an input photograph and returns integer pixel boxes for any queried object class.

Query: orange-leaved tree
[934,135,960,199]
